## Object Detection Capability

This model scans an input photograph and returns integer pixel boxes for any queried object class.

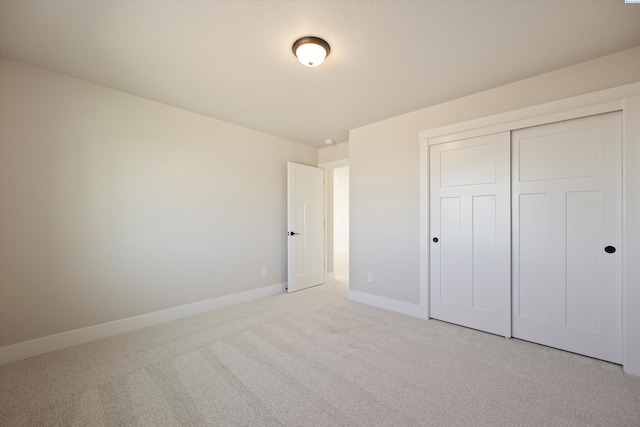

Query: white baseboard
[348,289,428,319]
[0,282,287,365]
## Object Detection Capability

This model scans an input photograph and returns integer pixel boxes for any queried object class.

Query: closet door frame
[419,84,640,376]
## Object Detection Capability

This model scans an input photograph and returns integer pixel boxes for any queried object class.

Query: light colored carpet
[1,278,639,426]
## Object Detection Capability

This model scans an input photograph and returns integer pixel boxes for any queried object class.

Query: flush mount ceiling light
[292,36,330,67]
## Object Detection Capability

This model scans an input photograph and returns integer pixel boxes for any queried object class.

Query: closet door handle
[433,237,439,243]
[604,246,616,254]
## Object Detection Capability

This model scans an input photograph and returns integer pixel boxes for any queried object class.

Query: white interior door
[430,132,511,336]
[512,112,622,363]
[287,162,325,292]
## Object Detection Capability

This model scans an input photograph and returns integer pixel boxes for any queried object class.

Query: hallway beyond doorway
[333,166,349,281]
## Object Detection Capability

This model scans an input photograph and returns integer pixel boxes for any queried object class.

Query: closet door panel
[439,197,463,305]
[517,193,551,323]
[472,195,497,312]
[430,132,510,336]
[512,112,622,364]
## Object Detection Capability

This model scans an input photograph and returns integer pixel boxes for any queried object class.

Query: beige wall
[0,58,317,347]
[349,46,640,304]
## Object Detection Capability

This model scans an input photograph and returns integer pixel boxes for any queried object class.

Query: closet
[426,111,623,364]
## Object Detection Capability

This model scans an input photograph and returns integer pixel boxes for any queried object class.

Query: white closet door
[512,112,622,363]
[430,132,511,336]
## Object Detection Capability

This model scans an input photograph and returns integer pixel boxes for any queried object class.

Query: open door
[287,162,325,292]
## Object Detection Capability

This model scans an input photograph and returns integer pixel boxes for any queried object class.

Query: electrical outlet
[261,267,268,277]
[367,273,373,283]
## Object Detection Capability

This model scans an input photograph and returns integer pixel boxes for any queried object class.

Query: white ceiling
[1,1,639,147]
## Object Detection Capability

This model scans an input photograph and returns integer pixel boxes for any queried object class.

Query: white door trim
[419,83,639,142]
[419,83,640,376]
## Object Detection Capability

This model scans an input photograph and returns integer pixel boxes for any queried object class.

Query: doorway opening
[333,167,349,281]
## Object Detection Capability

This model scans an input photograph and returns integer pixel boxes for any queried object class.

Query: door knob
[289,231,300,236]
[433,237,439,243]
[604,246,616,254]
